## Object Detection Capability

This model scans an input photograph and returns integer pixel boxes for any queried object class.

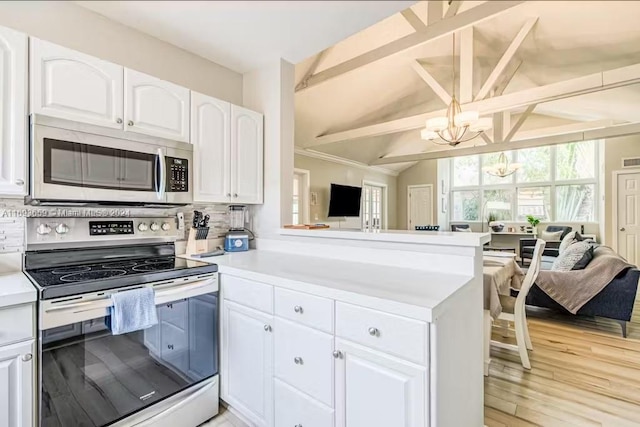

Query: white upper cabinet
[231,105,263,204]
[0,25,27,197]
[191,92,231,203]
[30,38,124,129]
[125,69,190,142]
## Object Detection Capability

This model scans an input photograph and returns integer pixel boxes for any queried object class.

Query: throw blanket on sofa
[536,246,634,314]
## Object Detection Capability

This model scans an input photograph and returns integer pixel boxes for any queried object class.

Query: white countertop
[0,272,37,308]
[181,250,474,321]
[279,228,491,247]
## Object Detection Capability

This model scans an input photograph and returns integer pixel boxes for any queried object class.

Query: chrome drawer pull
[294,305,303,314]
[332,350,342,359]
[294,357,303,365]
[264,324,272,332]
[368,327,379,337]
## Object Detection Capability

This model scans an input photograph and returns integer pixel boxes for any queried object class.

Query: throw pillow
[572,245,595,270]
[552,241,592,271]
[559,231,583,254]
[540,230,564,242]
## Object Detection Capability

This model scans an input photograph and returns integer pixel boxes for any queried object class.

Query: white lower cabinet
[275,379,334,427]
[0,339,34,427]
[222,299,273,427]
[334,338,427,427]
[221,276,430,427]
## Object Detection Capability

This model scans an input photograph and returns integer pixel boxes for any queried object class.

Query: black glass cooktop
[26,256,218,299]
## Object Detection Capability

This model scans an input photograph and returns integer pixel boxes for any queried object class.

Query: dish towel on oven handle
[107,287,159,335]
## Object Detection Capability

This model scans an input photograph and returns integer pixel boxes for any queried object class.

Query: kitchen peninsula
[182,228,489,427]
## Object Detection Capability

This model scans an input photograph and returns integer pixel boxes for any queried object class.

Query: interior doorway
[408,185,433,231]
[293,169,310,225]
[615,171,640,265]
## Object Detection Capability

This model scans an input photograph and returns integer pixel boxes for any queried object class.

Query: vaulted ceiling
[294,1,640,172]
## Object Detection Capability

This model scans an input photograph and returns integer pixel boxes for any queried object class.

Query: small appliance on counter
[225,205,252,252]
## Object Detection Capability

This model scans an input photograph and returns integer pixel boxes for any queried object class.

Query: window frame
[449,141,600,223]
[362,180,388,231]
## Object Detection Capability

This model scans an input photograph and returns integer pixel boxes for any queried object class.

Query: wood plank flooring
[486,297,640,427]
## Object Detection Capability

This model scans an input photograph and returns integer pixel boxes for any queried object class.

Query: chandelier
[421,33,492,146]
[483,152,522,178]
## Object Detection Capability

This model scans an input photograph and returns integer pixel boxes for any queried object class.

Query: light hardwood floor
[486,299,640,427]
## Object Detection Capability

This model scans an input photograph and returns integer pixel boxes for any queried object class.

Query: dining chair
[493,239,546,370]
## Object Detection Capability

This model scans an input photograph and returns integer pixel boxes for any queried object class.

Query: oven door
[39,280,218,427]
[31,123,166,204]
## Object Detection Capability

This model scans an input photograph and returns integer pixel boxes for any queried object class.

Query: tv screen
[328,184,362,217]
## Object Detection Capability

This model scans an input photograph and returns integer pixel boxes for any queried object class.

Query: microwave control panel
[167,157,188,192]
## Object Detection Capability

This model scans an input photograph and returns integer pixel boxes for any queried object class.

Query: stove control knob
[161,222,171,231]
[55,223,69,235]
[138,222,148,232]
[36,224,51,235]
[150,222,160,231]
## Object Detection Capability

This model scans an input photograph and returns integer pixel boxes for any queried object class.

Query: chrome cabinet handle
[295,425,303,427]
[128,120,134,126]
[294,305,303,314]
[22,353,32,362]
[233,193,238,198]
[332,350,342,359]
[621,227,626,231]
[264,324,271,332]
[15,179,24,186]
[294,357,303,365]
[116,118,123,124]
[226,193,231,197]
[368,327,379,337]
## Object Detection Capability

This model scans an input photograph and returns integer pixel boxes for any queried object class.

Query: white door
[222,300,273,427]
[617,172,640,265]
[124,68,190,142]
[0,26,27,197]
[30,38,124,129]
[335,339,426,427]
[231,105,263,204]
[408,185,433,230]
[191,92,231,203]
[0,340,34,427]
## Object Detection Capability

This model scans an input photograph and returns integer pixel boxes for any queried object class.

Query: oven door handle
[44,279,217,314]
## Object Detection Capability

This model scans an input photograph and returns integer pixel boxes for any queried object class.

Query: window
[450,141,599,223]
[362,182,386,231]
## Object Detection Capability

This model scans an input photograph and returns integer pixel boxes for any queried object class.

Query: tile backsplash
[0,198,242,253]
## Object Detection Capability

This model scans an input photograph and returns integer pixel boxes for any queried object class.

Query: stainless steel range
[24,217,220,427]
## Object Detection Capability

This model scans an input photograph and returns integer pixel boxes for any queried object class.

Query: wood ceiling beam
[295,48,331,91]
[444,1,463,19]
[308,62,640,147]
[371,120,633,164]
[475,17,538,101]
[410,60,452,105]
[493,59,523,96]
[427,0,444,25]
[401,9,428,32]
[295,1,524,93]
[504,104,536,143]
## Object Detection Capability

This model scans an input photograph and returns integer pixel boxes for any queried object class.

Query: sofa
[520,225,573,266]
[526,251,640,337]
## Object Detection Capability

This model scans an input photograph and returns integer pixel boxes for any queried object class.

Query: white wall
[0,1,242,104]
[294,154,398,229]
[396,160,439,230]
[244,59,295,237]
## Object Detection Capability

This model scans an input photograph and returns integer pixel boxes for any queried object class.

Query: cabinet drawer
[222,275,273,314]
[274,317,333,406]
[0,303,33,346]
[274,287,333,333]
[275,379,334,427]
[335,302,427,365]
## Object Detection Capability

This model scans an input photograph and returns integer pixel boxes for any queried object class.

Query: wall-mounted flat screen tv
[328,184,362,217]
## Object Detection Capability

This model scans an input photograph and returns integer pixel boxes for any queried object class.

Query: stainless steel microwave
[27,115,192,206]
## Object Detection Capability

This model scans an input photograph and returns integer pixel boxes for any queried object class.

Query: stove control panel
[89,221,134,236]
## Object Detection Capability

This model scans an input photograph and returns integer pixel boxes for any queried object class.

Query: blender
[224,205,251,252]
